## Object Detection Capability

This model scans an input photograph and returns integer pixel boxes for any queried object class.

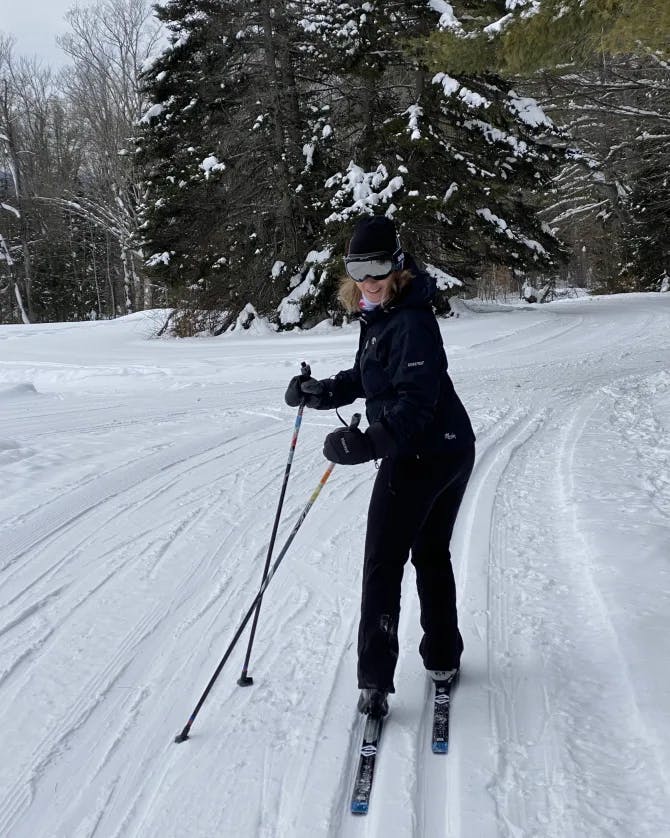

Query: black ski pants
[357,443,475,692]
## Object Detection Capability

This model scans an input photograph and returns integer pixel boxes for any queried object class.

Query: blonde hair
[337,270,414,314]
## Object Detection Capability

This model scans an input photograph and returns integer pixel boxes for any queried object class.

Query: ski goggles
[344,251,402,282]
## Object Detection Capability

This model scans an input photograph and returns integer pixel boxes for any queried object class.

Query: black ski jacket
[319,256,475,459]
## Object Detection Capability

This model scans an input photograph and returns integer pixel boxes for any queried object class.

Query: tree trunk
[13,280,30,323]
[260,1,299,258]
[120,241,133,313]
[106,232,116,315]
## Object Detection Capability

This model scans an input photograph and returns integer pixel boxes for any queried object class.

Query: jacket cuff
[366,421,397,459]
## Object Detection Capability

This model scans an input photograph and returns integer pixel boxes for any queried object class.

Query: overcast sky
[1,0,80,67]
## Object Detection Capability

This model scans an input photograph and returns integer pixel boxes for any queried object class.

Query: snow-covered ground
[1,293,669,838]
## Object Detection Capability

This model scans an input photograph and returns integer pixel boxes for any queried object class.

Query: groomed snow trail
[1,295,669,837]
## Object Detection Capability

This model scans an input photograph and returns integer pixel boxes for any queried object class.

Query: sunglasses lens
[345,258,393,282]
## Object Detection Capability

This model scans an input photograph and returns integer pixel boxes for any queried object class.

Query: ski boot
[357,688,389,718]
[428,668,459,685]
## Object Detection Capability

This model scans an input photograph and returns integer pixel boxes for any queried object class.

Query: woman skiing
[285,216,475,718]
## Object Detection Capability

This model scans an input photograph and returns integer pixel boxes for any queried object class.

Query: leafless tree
[58,0,162,311]
[0,36,64,323]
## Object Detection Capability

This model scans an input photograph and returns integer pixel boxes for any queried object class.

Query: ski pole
[237,361,311,687]
[174,422,357,744]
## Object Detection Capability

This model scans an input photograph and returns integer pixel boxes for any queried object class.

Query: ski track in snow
[0,294,669,837]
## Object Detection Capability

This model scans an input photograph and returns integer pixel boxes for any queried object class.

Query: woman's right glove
[284,375,328,408]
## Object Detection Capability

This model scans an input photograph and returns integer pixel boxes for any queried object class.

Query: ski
[431,676,456,754]
[350,714,384,814]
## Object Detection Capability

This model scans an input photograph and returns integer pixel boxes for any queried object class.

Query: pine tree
[424,0,670,293]
[305,0,566,309]
[137,1,336,332]
[137,1,250,330]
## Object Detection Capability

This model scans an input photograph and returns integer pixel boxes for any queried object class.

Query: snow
[1,293,669,836]
[140,55,158,74]
[228,304,276,335]
[433,72,460,97]
[484,13,514,34]
[277,272,314,325]
[302,142,315,169]
[505,0,530,7]
[477,208,547,256]
[428,0,463,32]
[520,235,547,255]
[276,250,332,323]
[424,262,462,289]
[505,0,542,16]
[271,260,286,279]
[458,88,490,109]
[405,104,423,140]
[199,155,225,179]
[442,182,459,204]
[466,119,530,156]
[1,202,20,219]
[477,207,512,235]
[325,163,405,223]
[507,91,554,129]
[139,103,166,124]
[433,74,491,109]
[145,251,171,268]
[305,248,332,264]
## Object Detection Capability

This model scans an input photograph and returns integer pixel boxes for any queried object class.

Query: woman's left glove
[285,375,327,408]
[323,427,375,465]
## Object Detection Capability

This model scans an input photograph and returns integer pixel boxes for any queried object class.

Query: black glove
[285,375,327,408]
[323,427,375,465]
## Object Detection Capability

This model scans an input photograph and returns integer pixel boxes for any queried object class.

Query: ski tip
[432,741,449,754]
[351,800,369,815]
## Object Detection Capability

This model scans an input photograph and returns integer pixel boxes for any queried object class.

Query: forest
[1,0,668,330]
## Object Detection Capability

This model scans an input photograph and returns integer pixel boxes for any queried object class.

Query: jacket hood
[393,255,436,310]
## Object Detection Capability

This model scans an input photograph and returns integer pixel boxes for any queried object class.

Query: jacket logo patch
[407,360,424,367]
[444,432,457,440]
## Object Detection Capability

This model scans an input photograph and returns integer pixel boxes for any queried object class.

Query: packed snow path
[0,294,668,838]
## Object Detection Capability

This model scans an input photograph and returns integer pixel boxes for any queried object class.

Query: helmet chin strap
[392,229,404,270]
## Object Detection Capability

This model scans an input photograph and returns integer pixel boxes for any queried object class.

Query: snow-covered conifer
[301,0,565,311]
[137,1,335,331]
[138,0,566,329]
